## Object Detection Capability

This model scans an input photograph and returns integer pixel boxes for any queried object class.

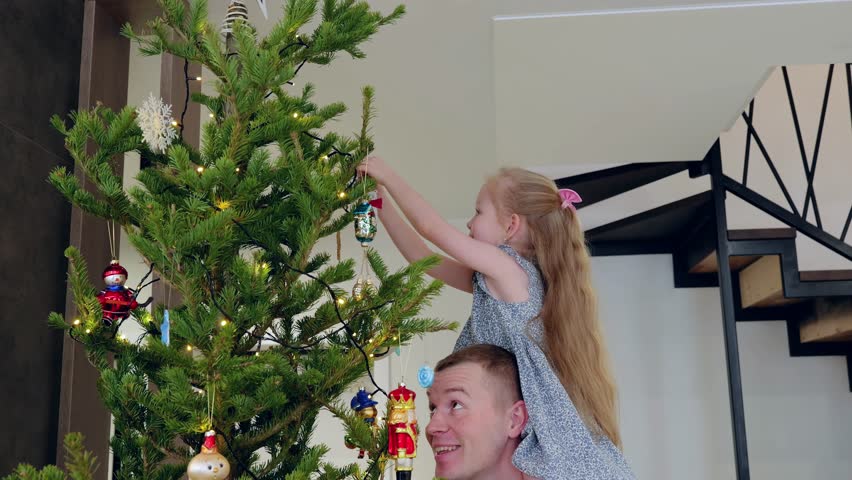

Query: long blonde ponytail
[490,167,622,448]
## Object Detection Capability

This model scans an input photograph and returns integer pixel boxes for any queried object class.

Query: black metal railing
[731,63,852,257]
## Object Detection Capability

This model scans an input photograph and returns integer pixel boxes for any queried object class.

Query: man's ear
[507,400,528,439]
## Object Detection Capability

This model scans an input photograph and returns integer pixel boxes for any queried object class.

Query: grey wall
[0,0,84,472]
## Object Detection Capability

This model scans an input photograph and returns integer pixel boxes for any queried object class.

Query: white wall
[120,45,160,345]
[598,255,852,480]
[112,42,162,477]
[114,8,852,480]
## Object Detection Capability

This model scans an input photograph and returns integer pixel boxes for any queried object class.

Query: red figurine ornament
[387,382,417,480]
[96,260,139,326]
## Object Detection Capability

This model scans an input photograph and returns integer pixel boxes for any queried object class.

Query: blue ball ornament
[417,364,434,388]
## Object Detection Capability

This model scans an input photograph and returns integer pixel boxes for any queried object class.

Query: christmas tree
[20,1,454,478]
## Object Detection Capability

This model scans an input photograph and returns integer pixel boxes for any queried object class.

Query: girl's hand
[356,155,394,185]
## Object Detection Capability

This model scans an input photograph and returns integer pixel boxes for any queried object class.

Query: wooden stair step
[799,270,852,282]
[689,254,761,274]
[800,298,852,342]
[739,255,803,308]
[740,261,852,309]
[688,228,796,274]
[727,228,797,241]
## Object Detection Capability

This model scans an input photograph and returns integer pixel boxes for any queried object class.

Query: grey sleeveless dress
[454,245,636,480]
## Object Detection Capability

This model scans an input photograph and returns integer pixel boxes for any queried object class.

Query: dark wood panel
[56,2,129,478]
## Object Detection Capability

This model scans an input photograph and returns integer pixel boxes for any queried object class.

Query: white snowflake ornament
[136,93,178,154]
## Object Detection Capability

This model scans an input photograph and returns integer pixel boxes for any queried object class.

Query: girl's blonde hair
[488,167,621,448]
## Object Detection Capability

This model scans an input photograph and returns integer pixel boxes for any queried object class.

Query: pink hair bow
[558,189,582,211]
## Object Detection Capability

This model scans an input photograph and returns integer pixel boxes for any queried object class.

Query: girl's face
[466,185,510,246]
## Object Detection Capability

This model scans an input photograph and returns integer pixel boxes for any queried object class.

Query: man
[426,344,531,480]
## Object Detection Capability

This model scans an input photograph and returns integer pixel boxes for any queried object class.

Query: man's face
[426,363,520,480]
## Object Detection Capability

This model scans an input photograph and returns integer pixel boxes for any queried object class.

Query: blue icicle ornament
[161,309,170,346]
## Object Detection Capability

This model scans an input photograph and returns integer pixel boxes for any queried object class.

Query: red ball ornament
[96,260,138,326]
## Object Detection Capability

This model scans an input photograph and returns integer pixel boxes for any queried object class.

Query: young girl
[357,157,635,480]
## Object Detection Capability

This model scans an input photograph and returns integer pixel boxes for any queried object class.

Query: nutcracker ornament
[347,387,379,458]
[187,430,231,480]
[387,383,418,480]
[96,260,139,326]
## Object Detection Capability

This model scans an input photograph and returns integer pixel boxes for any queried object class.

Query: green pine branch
[2,434,98,480]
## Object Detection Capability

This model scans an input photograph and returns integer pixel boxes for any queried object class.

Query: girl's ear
[505,213,523,241]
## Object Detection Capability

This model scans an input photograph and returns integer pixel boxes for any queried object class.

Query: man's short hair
[435,344,522,403]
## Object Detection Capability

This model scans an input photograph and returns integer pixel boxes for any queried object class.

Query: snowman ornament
[187,430,231,480]
[96,261,139,326]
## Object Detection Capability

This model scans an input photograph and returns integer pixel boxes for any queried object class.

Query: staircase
[564,161,852,389]
[557,147,852,480]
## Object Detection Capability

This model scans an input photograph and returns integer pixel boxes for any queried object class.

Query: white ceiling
[495,1,852,167]
[206,0,852,219]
